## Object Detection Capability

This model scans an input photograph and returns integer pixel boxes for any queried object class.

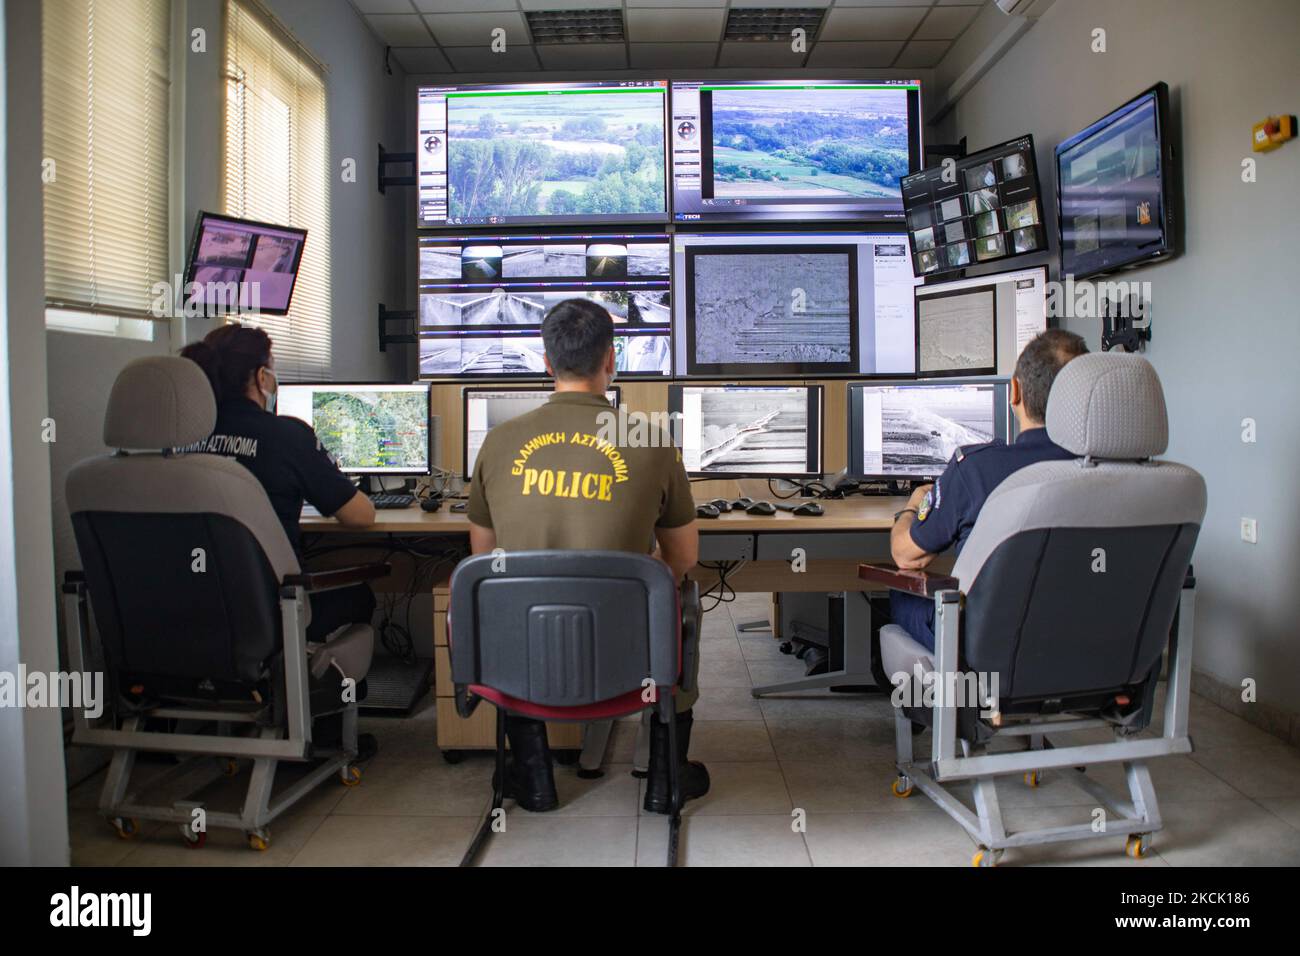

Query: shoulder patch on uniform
[917,488,933,521]
[956,441,996,462]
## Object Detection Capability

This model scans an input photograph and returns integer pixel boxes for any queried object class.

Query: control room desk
[300,498,912,752]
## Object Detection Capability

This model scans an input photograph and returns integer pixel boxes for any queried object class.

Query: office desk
[300,497,912,753]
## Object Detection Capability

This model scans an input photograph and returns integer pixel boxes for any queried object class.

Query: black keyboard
[369,493,415,510]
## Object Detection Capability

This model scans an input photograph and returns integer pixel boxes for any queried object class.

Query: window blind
[43,0,170,323]
[223,0,331,381]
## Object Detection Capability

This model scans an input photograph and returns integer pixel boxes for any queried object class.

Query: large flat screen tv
[416,80,669,229]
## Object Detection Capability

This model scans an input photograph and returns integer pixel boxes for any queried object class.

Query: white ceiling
[348,0,990,75]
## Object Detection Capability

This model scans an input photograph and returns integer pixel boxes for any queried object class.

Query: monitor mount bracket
[1100,294,1152,353]
[378,303,417,353]
[378,143,416,195]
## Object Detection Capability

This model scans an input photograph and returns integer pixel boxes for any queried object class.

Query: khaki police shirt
[467,391,695,552]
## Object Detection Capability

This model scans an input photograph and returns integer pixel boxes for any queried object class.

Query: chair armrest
[283,562,392,593]
[858,563,958,597]
[62,570,86,593]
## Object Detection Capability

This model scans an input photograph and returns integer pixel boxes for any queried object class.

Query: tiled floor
[69,592,1300,866]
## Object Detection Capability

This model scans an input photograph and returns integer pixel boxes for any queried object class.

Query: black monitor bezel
[184,211,309,318]
[846,378,1010,482]
[667,383,824,479]
[276,381,433,477]
[460,384,622,480]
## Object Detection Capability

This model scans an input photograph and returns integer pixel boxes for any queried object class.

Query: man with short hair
[887,328,1089,651]
[466,298,707,814]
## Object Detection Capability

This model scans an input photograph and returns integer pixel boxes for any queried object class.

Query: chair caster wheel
[1024,770,1041,788]
[339,765,362,787]
[110,817,138,840]
[576,768,604,780]
[247,831,270,851]
[180,824,207,849]
[891,776,914,798]
[779,641,794,655]
[221,758,239,776]
[1125,834,1151,858]
[972,847,1003,867]
[441,750,466,764]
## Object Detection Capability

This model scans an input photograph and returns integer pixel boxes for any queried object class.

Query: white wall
[936,0,1300,726]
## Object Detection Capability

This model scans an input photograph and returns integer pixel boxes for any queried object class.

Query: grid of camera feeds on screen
[1056,85,1172,279]
[901,135,1045,278]
[673,233,920,378]
[914,266,1048,377]
[670,80,921,224]
[185,213,306,316]
[416,81,669,229]
[463,387,619,477]
[418,233,672,379]
[277,384,431,475]
[848,382,1008,480]
[670,385,822,478]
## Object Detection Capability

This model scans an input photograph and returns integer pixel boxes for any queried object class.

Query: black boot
[494,716,558,812]
[643,709,710,814]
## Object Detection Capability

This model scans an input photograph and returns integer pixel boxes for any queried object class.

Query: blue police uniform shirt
[891,427,1076,651]
[187,397,358,557]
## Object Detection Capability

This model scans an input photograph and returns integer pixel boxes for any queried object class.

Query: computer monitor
[672,231,918,378]
[847,380,1010,480]
[901,134,1045,278]
[416,80,668,229]
[462,386,620,479]
[668,384,823,478]
[1055,82,1180,279]
[183,211,308,316]
[418,232,672,379]
[914,265,1048,377]
[669,79,922,224]
[277,383,432,475]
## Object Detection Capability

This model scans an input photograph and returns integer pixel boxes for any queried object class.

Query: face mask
[260,368,278,413]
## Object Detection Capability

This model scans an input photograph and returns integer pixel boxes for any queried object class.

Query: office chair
[860,352,1206,866]
[448,551,699,866]
[63,356,390,850]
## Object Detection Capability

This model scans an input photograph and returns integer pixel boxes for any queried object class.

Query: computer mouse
[708,498,733,512]
[451,502,468,513]
[730,497,755,510]
[745,500,777,516]
[792,501,824,516]
[696,503,720,519]
[420,497,442,512]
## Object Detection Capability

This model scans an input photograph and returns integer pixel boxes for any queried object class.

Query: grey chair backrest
[448,551,680,711]
[950,352,1206,702]
[66,356,299,690]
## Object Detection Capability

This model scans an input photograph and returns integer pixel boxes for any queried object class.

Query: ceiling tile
[627,42,719,69]
[913,4,981,39]
[893,39,951,67]
[422,11,529,47]
[536,43,629,70]
[833,0,938,7]
[442,44,542,72]
[520,0,621,8]
[806,39,905,68]
[821,6,929,41]
[626,8,725,42]
[937,0,982,5]
[625,0,729,6]
[717,40,808,68]
[350,0,417,14]
[365,14,432,46]
[722,0,833,7]
[412,0,518,11]
[389,46,452,73]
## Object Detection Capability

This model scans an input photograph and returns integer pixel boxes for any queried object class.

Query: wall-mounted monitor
[183,212,307,316]
[847,380,1010,481]
[668,384,823,478]
[669,79,922,224]
[914,265,1048,377]
[1055,82,1179,279]
[277,383,432,476]
[416,80,669,229]
[418,232,672,379]
[672,231,918,378]
[462,386,620,479]
[901,134,1045,278]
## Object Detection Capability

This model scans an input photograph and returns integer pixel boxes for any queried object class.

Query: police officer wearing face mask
[181,324,379,755]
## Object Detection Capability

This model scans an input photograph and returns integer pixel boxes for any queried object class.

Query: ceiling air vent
[524,9,625,44]
[724,7,825,42]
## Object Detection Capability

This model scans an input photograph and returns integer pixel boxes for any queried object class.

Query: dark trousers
[889,591,936,653]
[307,583,376,643]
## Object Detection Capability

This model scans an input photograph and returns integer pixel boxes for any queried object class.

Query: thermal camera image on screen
[710,87,910,201]
[867,387,994,476]
[446,89,666,221]
[311,391,428,471]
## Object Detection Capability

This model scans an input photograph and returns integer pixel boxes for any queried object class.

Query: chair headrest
[1045,351,1168,459]
[104,356,216,450]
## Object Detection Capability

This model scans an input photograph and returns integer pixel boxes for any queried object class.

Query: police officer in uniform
[182,324,379,755]
[888,329,1089,651]
[467,299,706,814]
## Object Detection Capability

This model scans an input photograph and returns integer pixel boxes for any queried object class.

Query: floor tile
[291,815,477,866]
[802,812,974,866]
[477,815,638,867]
[637,814,810,867]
